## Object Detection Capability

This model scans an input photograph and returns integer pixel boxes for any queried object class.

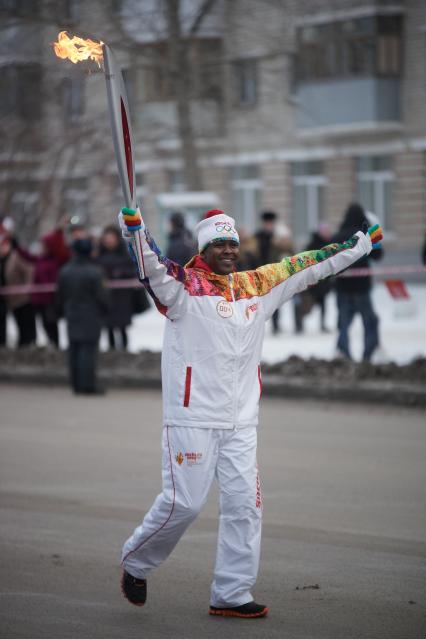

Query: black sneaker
[209,601,269,618]
[121,570,147,606]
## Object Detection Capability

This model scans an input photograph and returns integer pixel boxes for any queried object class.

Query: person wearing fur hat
[117,206,383,618]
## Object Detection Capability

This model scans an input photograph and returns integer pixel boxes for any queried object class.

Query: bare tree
[166,0,204,190]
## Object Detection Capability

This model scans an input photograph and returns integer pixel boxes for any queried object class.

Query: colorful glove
[367,223,383,250]
[121,207,143,231]
[118,207,143,244]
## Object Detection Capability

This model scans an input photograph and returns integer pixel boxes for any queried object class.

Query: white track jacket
[128,222,372,429]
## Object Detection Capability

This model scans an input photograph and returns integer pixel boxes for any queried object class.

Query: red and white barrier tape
[0,278,141,296]
[338,265,426,277]
[0,266,425,296]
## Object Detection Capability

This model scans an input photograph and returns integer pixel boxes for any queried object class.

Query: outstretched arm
[119,207,188,320]
[255,225,383,320]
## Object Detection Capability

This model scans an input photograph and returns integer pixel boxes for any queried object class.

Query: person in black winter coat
[295,225,333,333]
[253,211,294,334]
[332,203,383,361]
[166,212,197,266]
[57,238,108,394]
[97,225,136,350]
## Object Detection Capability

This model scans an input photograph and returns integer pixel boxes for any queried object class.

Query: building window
[62,77,85,121]
[376,15,403,75]
[168,169,186,193]
[142,38,223,103]
[292,161,326,244]
[122,67,136,114]
[62,0,80,22]
[10,182,40,239]
[233,59,257,106]
[356,156,393,230]
[135,172,147,203]
[0,0,40,16]
[231,165,262,232]
[0,64,42,120]
[192,38,223,101]
[143,43,172,102]
[296,13,403,83]
[63,177,88,221]
[110,0,123,15]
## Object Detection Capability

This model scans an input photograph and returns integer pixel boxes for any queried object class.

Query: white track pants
[121,425,262,607]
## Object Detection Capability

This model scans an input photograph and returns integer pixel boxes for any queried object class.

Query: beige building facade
[1,0,425,256]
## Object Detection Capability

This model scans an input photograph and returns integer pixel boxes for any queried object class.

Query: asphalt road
[0,385,425,639]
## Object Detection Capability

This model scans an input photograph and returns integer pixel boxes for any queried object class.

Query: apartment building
[1,0,425,255]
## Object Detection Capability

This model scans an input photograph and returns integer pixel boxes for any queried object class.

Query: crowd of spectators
[1,202,386,369]
[0,216,148,352]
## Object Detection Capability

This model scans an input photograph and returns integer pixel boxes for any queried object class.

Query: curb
[262,374,426,407]
[1,367,425,408]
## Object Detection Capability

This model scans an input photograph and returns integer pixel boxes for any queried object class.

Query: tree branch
[188,0,218,36]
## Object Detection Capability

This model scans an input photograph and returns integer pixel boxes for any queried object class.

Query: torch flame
[53,31,103,67]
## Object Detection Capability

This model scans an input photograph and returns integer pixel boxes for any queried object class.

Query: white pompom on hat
[196,209,240,253]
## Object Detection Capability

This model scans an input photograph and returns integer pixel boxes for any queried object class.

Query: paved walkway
[0,386,425,638]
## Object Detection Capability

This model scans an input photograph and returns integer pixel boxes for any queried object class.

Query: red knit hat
[204,209,225,219]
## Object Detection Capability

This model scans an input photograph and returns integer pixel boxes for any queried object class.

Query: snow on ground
[7,283,426,365]
[124,282,426,365]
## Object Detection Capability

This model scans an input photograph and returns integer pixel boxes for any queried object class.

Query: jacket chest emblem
[216,299,233,318]
[245,302,258,319]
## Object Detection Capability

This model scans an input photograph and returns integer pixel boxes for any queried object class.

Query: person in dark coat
[57,238,108,394]
[294,225,333,333]
[97,225,136,350]
[166,212,196,266]
[253,211,294,334]
[332,203,383,361]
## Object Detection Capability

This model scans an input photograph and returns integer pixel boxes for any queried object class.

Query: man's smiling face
[202,240,240,275]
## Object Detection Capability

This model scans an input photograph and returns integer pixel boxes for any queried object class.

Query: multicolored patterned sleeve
[249,231,372,319]
[121,210,189,320]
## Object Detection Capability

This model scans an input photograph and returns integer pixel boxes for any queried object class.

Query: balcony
[295,76,401,132]
[294,12,403,134]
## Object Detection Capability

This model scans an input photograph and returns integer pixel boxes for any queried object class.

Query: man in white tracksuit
[118,206,382,618]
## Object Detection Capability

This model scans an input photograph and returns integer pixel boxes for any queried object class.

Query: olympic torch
[53,32,145,279]
[102,44,145,279]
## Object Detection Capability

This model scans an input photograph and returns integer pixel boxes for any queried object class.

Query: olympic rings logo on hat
[215,221,235,234]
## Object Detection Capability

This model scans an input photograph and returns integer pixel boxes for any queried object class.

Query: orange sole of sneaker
[209,607,269,618]
[123,599,145,607]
